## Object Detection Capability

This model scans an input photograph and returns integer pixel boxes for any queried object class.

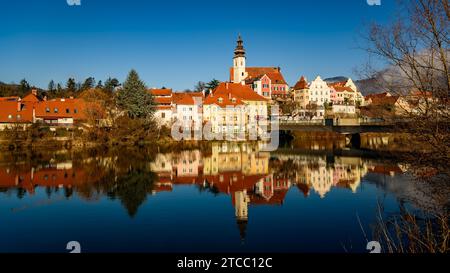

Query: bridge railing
[278,119,325,126]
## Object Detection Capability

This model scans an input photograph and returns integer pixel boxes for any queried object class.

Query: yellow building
[203,82,269,140]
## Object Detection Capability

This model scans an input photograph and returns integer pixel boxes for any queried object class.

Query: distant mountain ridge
[323,76,349,83]
[323,75,383,96]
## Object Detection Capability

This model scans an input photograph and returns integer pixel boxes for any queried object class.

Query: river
[0,139,448,253]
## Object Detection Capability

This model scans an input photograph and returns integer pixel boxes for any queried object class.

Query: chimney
[43,96,47,101]
[31,89,38,96]
[229,93,232,100]
[226,82,229,89]
[17,101,21,112]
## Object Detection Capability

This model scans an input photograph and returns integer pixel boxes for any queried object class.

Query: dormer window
[232,98,236,103]
[218,98,223,103]
[46,107,50,113]
[54,108,59,113]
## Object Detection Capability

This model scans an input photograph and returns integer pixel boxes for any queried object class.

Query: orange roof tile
[334,86,354,93]
[154,97,172,105]
[230,67,287,84]
[34,99,87,120]
[0,101,34,123]
[0,96,20,102]
[204,82,267,107]
[150,88,173,96]
[22,92,40,102]
[172,92,203,105]
[293,76,309,90]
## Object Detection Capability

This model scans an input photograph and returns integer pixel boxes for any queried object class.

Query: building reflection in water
[0,143,405,241]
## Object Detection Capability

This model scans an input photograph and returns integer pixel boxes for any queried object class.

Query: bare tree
[364,0,449,176]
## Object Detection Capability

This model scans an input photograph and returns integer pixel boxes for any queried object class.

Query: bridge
[277,118,396,134]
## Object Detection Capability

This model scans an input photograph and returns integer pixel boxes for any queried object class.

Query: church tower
[233,35,247,84]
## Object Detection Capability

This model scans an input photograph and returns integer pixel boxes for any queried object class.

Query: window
[17,114,21,120]
[54,108,58,113]
[161,112,165,118]
[218,98,223,103]
[74,109,78,114]
[8,114,12,119]
[66,109,70,114]
[46,107,50,113]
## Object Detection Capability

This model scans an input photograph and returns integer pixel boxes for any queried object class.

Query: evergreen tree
[96,80,103,89]
[104,77,120,93]
[19,79,30,94]
[117,69,154,119]
[57,83,63,93]
[48,80,55,92]
[206,79,221,93]
[66,78,76,93]
[81,77,95,91]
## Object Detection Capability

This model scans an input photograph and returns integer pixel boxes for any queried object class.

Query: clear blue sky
[0,0,397,90]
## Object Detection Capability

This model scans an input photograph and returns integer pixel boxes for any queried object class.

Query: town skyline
[0,0,396,91]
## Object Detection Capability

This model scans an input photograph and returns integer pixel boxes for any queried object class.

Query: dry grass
[374,204,449,253]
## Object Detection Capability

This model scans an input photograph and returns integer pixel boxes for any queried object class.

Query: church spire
[234,34,246,58]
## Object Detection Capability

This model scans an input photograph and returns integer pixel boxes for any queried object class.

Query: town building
[149,88,173,126]
[364,92,411,116]
[230,36,289,100]
[292,76,310,109]
[203,82,268,140]
[309,76,331,106]
[0,90,86,130]
[172,92,204,133]
[328,78,365,106]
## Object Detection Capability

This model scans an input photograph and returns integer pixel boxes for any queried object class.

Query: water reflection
[0,143,403,220]
[1,142,447,252]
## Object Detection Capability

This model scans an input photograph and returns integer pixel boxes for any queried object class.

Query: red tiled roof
[34,99,87,120]
[0,96,19,102]
[334,86,354,93]
[365,92,400,105]
[22,92,40,102]
[293,76,309,90]
[230,67,287,85]
[156,105,172,110]
[172,92,203,105]
[154,97,172,105]
[0,101,34,123]
[150,88,173,96]
[204,82,267,107]
[266,72,287,85]
[204,93,244,107]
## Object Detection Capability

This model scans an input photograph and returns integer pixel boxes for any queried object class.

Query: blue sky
[0,0,397,90]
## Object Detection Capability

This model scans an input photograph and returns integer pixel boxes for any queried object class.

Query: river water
[0,140,447,253]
